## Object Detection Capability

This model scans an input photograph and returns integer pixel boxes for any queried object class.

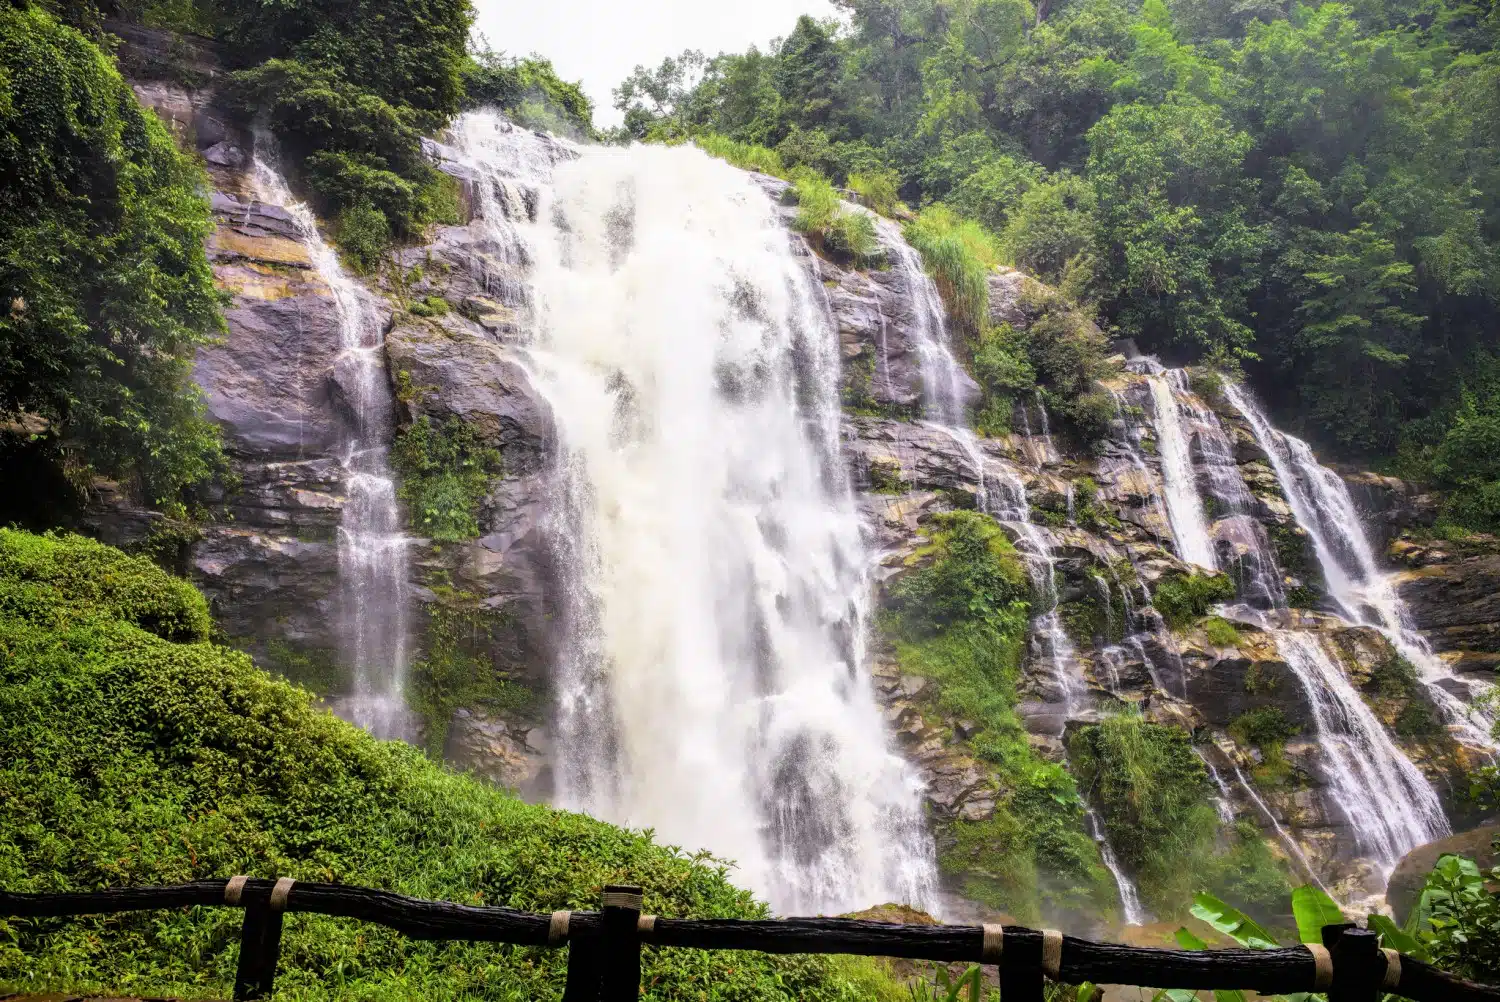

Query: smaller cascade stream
[251,148,412,739]
[1223,382,1498,751]
[877,221,1139,921]
[1125,360,1449,894]
[1142,366,1217,569]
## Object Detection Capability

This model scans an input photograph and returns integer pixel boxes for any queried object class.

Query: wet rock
[1391,536,1500,672]
[1387,824,1500,922]
[446,711,550,796]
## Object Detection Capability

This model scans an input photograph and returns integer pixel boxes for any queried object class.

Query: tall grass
[903,205,1004,335]
[848,169,903,216]
[694,133,786,178]
[790,170,879,265]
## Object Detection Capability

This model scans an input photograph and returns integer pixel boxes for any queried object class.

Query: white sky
[471,0,841,128]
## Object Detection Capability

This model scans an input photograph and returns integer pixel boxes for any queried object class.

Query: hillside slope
[0,529,899,1001]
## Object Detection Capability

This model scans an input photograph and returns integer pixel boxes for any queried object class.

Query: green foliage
[906,966,983,1002]
[0,530,902,1001]
[334,201,392,274]
[391,416,502,542]
[1072,714,1272,916]
[463,42,594,138]
[0,5,225,504]
[408,294,451,318]
[1202,616,1241,647]
[903,206,1001,336]
[884,511,1113,922]
[0,528,209,643]
[408,587,536,756]
[1290,884,1345,944]
[696,134,786,177]
[1412,853,1500,983]
[789,171,880,266]
[849,169,903,216]
[1152,571,1237,629]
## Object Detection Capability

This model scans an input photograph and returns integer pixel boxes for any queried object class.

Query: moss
[0,529,903,1001]
[1230,707,1299,787]
[391,415,503,542]
[408,294,451,318]
[409,587,540,755]
[1071,713,1287,918]
[262,637,344,695]
[1152,571,1237,630]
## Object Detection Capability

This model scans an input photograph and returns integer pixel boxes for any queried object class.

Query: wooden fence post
[999,927,1045,1002]
[599,884,644,1002]
[1327,927,1380,1002]
[232,878,292,1001]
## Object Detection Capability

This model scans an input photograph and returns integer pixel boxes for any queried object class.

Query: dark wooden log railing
[4,878,1499,1002]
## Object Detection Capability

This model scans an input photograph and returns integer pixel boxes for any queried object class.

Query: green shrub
[391,416,502,542]
[1153,571,1237,629]
[1202,616,1241,647]
[1071,713,1288,917]
[889,511,1031,634]
[0,528,209,643]
[0,530,899,1000]
[408,294,451,318]
[334,201,392,274]
[903,206,1002,336]
[1415,854,1500,983]
[462,45,594,138]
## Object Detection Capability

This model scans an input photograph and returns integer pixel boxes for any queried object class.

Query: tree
[0,4,224,502]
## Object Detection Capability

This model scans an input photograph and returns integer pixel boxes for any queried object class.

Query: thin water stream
[251,147,413,740]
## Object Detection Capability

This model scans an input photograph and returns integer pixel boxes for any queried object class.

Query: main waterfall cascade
[448,113,936,914]
[250,149,414,741]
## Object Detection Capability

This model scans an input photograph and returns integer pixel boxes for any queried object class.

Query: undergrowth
[0,529,905,1001]
[883,511,1115,923]
[391,415,503,542]
[1070,712,1290,920]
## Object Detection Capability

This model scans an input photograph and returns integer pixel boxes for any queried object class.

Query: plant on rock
[390,416,502,542]
[1152,571,1237,629]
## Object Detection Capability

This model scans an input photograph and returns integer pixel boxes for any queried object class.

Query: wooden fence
[4,879,1499,1002]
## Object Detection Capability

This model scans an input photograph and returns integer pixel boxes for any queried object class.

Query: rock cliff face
[102,37,1495,925]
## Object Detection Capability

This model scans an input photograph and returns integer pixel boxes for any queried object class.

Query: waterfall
[1274,631,1448,868]
[1222,382,1497,750]
[450,113,936,914]
[250,148,412,740]
[1142,367,1217,569]
[1087,808,1148,926]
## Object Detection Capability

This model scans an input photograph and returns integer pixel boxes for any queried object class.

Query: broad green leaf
[1291,885,1345,944]
[1367,912,1427,959]
[1214,991,1250,1002]
[1175,926,1209,950]
[1191,892,1280,949]
[1151,990,1199,1002]
[1077,983,1099,1002]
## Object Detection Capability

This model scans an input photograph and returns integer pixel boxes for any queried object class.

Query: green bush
[0,5,225,504]
[0,530,900,1000]
[1202,616,1241,647]
[1414,854,1500,983]
[1072,713,1287,918]
[334,201,392,274]
[391,416,503,542]
[0,528,209,643]
[462,45,595,138]
[1153,571,1237,629]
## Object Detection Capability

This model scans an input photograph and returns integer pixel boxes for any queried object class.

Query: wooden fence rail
[3,878,1498,1002]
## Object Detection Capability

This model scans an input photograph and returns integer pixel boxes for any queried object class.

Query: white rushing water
[251,147,412,739]
[449,113,936,914]
[1144,369,1217,569]
[1274,630,1448,867]
[1223,381,1497,751]
[1087,808,1148,926]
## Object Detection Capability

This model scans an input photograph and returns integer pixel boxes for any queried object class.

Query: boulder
[1387,824,1500,923]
